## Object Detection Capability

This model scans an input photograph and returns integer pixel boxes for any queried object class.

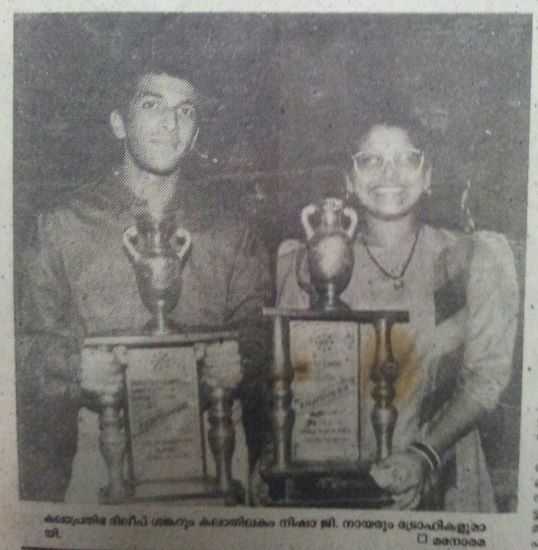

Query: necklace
[361,227,421,290]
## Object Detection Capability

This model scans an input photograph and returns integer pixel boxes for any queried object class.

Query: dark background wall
[14,14,531,241]
[13,13,531,510]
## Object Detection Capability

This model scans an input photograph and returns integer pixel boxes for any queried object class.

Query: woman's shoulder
[424,225,517,289]
[424,225,513,261]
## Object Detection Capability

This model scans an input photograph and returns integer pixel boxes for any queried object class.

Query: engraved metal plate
[125,346,204,483]
[289,320,360,462]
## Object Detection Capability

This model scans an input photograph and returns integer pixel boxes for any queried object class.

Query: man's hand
[370,450,431,510]
[80,346,127,411]
[196,340,243,390]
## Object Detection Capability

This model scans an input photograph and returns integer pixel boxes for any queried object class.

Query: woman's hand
[370,450,431,510]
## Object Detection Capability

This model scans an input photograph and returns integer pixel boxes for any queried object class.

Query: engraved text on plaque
[289,320,360,462]
[125,346,204,483]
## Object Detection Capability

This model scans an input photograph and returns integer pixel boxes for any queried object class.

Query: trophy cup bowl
[301,198,358,311]
[123,210,192,334]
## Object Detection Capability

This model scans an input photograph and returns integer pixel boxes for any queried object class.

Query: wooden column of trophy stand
[83,210,244,505]
[258,198,409,507]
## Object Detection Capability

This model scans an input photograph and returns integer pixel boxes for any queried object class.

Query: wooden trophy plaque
[83,331,244,505]
[260,308,408,508]
[289,319,360,463]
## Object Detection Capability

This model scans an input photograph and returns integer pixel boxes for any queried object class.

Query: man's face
[348,124,430,220]
[112,73,199,175]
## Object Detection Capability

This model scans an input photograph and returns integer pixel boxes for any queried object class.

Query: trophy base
[99,478,245,506]
[143,317,183,335]
[85,330,243,508]
[310,294,350,312]
[266,476,392,508]
[259,462,393,508]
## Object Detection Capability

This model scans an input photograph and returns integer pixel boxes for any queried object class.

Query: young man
[17,59,270,502]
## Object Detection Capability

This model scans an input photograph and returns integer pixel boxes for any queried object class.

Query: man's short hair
[112,54,203,114]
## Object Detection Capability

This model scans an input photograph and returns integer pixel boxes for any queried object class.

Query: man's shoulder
[181,185,254,240]
[28,176,115,243]
[36,177,259,244]
[38,175,110,215]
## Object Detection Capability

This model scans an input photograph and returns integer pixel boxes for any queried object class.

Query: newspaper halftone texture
[13,12,529,515]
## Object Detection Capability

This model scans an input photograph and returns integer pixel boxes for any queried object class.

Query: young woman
[273,114,519,511]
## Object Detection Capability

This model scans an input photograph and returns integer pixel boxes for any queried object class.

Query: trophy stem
[324,283,337,310]
[270,315,294,471]
[155,300,168,335]
[370,318,398,462]
[208,386,235,496]
[98,400,128,503]
[315,283,350,311]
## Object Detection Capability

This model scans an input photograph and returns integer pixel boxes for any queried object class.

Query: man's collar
[86,170,183,217]
[76,168,231,233]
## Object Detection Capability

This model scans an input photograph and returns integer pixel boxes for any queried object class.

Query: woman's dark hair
[346,105,437,170]
[343,103,442,226]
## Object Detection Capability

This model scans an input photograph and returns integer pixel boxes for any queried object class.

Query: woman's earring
[189,127,200,152]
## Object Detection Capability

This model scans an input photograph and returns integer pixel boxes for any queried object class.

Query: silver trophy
[123,210,191,334]
[300,197,358,310]
[259,197,407,507]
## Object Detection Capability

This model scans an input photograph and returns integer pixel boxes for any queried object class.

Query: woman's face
[347,124,430,220]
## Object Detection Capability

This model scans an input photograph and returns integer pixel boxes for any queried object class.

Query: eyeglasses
[352,149,424,174]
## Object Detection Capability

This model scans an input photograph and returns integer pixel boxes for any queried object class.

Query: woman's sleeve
[460,231,520,411]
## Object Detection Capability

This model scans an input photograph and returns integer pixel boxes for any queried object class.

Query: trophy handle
[122,226,142,264]
[343,207,358,239]
[170,227,192,262]
[300,204,317,240]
